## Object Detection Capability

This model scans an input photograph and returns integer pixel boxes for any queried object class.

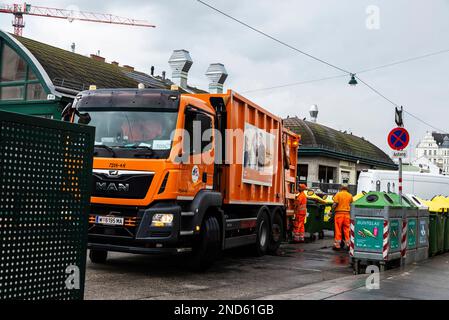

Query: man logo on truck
[96,182,130,193]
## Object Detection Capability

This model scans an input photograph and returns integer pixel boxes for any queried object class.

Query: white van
[357,170,449,199]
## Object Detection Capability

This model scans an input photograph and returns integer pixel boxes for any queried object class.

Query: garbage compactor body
[350,192,405,271]
[406,195,429,262]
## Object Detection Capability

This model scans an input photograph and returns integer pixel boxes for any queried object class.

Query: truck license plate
[95,216,124,226]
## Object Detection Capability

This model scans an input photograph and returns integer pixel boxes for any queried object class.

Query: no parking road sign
[388,127,410,151]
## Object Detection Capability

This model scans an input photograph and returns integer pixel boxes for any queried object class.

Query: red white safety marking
[349,220,355,257]
[383,219,389,261]
[401,219,407,258]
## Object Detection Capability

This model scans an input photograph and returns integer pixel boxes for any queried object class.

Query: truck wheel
[267,210,284,255]
[89,250,108,264]
[190,215,221,271]
[253,211,270,257]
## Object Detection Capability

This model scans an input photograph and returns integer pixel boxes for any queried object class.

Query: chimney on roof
[90,54,105,63]
[71,43,76,53]
[151,66,155,76]
[205,63,228,94]
[162,71,166,81]
[111,61,119,67]
[123,65,135,72]
[168,49,193,89]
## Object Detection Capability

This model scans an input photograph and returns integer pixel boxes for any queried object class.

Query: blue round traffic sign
[388,127,410,151]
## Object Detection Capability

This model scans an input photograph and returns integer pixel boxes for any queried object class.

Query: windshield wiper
[117,145,155,158]
[94,144,117,158]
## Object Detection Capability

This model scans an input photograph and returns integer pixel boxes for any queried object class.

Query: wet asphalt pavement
[84,234,353,300]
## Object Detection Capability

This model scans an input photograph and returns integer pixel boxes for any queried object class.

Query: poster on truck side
[242,123,276,187]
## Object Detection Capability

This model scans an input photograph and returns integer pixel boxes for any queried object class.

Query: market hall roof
[283,116,397,169]
[11,34,139,95]
[3,32,207,97]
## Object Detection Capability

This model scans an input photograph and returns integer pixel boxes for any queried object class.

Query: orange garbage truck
[63,88,299,268]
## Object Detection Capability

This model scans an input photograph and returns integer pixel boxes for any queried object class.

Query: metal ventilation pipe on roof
[168,50,193,89]
[205,63,228,94]
[309,104,319,123]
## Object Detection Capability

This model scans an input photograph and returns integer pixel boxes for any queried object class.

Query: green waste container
[429,213,444,256]
[438,214,445,254]
[429,213,438,256]
[305,201,325,241]
[444,213,449,252]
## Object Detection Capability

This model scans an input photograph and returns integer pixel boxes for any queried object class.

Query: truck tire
[89,249,108,264]
[253,210,270,257]
[190,215,221,271]
[267,209,284,255]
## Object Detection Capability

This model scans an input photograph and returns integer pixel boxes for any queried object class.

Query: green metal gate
[0,111,95,300]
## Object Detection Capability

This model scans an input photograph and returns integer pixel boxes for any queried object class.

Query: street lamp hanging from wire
[349,74,358,86]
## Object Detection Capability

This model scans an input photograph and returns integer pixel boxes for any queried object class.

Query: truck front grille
[92,170,154,199]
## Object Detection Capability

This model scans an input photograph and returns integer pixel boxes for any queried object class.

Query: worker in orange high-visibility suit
[293,184,308,243]
[332,185,354,251]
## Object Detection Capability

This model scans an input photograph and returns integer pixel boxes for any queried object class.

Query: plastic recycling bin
[444,213,449,252]
[429,213,443,256]
[305,201,325,241]
[322,204,334,231]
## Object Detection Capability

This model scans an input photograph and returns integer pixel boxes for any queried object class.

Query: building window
[341,170,350,184]
[298,164,308,183]
[424,150,427,156]
[0,41,48,102]
[318,165,336,184]
[0,85,24,100]
[26,83,47,101]
[1,44,26,82]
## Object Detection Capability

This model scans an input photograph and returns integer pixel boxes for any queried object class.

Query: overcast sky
[1,0,448,156]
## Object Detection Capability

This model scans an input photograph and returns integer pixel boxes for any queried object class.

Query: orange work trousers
[334,212,350,246]
[293,214,306,241]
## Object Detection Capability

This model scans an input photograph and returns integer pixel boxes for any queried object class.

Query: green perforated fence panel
[0,110,95,300]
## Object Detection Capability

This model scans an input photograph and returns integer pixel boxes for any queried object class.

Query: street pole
[397,107,405,267]
[399,156,403,204]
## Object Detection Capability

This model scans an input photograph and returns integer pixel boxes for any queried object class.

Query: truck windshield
[89,111,178,158]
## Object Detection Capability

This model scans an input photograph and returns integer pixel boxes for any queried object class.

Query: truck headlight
[151,214,174,227]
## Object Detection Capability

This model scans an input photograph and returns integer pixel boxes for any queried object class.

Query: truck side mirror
[77,112,91,125]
